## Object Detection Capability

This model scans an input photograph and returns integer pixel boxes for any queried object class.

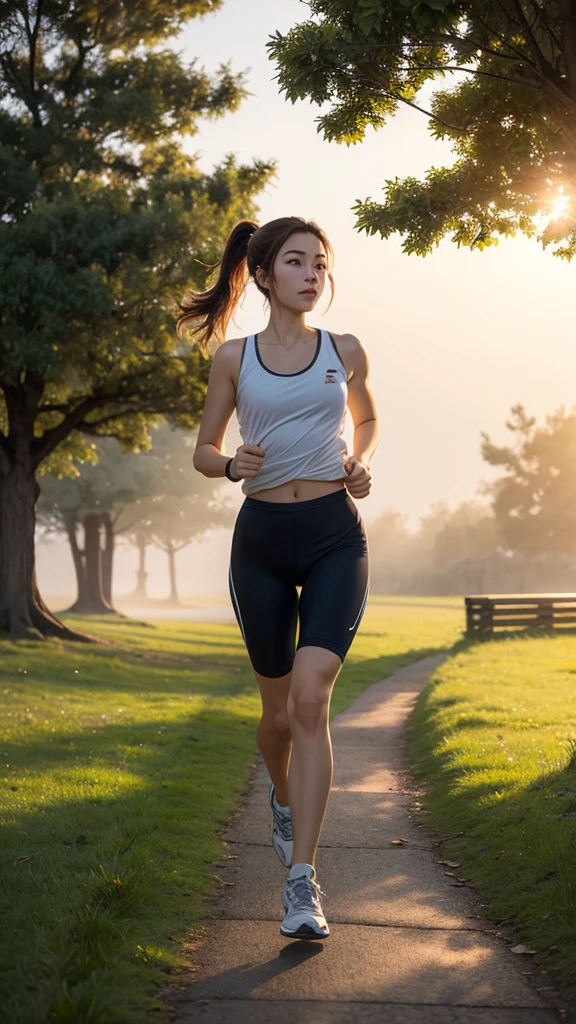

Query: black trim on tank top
[327,331,349,379]
[254,327,321,377]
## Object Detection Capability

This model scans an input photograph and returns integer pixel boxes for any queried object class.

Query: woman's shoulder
[328,330,362,349]
[214,336,249,390]
[212,335,247,365]
[327,330,366,379]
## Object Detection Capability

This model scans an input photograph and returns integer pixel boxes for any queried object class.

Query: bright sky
[37,0,576,600]
[176,0,575,526]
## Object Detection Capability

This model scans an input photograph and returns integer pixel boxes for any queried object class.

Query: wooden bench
[465,594,576,636]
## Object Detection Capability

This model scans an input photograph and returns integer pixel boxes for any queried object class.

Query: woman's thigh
[228,556,299,679]
[296,538,370,665]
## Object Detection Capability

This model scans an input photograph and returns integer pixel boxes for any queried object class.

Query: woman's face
[259,231,327,312]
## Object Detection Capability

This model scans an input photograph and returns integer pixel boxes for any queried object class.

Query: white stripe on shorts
[229,562,247,644]
[349,580,370,631]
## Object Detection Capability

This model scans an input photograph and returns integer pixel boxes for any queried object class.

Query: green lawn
[409,628,576,991]
[1,596,462,1024]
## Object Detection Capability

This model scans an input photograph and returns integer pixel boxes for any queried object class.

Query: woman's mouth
[300,290,317,296]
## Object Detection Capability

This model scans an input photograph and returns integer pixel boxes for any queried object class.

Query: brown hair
[176,216,334,357]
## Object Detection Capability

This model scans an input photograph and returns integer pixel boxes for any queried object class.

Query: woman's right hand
[231,444,265,480]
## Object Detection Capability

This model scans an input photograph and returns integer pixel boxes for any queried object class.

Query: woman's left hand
[343,456,371,498]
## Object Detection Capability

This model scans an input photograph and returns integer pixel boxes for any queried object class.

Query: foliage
[37,424,233,544]
[0,0,275,475]
[480,403,576,556]
[268,1,576,257]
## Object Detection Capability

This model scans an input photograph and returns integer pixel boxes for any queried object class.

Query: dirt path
[165,654,563,1023]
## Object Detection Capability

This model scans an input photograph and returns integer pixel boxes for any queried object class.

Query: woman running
[178,216,379,940]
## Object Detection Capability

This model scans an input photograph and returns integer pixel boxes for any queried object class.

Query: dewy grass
[408,629,576,988]
[1,600,462,1023]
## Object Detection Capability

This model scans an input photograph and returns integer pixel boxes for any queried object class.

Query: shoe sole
[280,923,329,939]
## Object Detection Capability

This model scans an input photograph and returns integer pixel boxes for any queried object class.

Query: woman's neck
[259,310,316,349]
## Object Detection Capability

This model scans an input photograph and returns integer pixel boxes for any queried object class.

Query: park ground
[1,595,575,1022]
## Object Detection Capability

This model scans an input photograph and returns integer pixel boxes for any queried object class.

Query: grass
[408,627,576,992]
[0,595,462,1024]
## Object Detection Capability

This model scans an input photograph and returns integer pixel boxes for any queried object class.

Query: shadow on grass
[452,623,576,654]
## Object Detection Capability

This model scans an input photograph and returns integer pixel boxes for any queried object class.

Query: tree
[117,423,235,604]
[0,1,274,640]
[37,424,235,610]
[269,1,576,257]
[480,403,576,555]
[36,436,160,613]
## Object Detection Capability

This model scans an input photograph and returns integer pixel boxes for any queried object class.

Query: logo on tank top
[325,368,338,383]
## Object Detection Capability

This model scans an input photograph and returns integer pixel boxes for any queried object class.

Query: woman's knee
[259,703,291,739]
[287,686,330,733]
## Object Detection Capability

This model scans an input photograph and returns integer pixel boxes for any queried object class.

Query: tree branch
[468,8,537,67]
[31,396,102,468]
[433,30,538,67]
[512,0,561,82]
[558,0,576,97]
[392,93,469,131]
[395,63,544,88]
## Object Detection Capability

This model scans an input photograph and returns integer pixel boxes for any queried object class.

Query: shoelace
[288,875,327,912]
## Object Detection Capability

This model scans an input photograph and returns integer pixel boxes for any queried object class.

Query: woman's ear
[255,265,269,291]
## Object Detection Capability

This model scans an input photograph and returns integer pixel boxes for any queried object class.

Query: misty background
[35,0,576,610]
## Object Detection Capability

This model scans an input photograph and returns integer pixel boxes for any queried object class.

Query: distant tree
[37,424,235,610]
[419,499,498,563]
[118,424,235,604]
[365,507,414,592]
[0,1,274,640]
[37,436,159,613]
[367,498,498,593]
[480,403,576,555]
[269,1,576,257]
[123,523,155,602]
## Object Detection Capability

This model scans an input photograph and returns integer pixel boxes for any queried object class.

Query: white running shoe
[280,863,330,939]
[269,783,293,868]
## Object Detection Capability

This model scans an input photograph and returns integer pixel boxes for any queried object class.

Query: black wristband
[225,457,242,482]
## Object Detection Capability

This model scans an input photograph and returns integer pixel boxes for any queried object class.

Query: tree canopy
[269,1,576,257]
[480,403,576,555]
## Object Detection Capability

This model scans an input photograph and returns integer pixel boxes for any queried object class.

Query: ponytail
[177,219,258,357]
[177,215,334,357]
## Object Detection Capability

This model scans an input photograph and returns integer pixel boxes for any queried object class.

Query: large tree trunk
[0,466,104,642]
[65,514,117,615]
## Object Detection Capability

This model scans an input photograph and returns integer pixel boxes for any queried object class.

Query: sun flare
[549,193,570,220]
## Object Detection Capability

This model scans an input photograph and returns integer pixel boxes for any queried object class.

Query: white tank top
[235,327,349,496]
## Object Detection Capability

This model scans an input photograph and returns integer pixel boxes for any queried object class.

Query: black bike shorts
[228,487,370,678]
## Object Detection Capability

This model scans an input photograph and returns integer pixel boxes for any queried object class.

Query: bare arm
[192,341,264,482]
[342,334,379,466]
[192,343,237,477]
